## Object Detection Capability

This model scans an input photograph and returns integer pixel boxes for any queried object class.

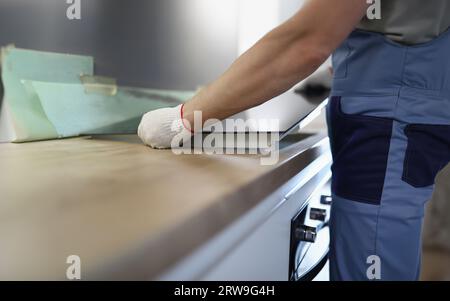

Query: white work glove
[138,104,193,149]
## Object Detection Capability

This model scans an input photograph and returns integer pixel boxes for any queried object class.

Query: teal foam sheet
[29,81,194,137]
[1,46,195,142]
[1,46,94,141]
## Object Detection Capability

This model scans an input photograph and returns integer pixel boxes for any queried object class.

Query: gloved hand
[138,104,193,149]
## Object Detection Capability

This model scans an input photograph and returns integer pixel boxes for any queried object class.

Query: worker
[138,0,450,281]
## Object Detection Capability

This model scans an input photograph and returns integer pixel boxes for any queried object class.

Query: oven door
[289,195,331,281]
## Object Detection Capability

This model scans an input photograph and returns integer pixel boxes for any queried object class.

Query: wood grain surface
[0,132,329,280]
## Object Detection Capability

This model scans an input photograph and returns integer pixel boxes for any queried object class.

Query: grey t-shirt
[357,0,450,45]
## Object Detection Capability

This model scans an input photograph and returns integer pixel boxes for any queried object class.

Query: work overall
[328,29,450,280]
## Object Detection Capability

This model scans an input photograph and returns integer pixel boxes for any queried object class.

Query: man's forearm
[138,0,368,148]
[183,27,326,126]
[182,0,369,128]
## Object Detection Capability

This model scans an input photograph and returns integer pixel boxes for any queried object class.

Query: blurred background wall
[425,168,450,251]
[422,167,450,280]
[0,0,239,89]
[0,0,303,90]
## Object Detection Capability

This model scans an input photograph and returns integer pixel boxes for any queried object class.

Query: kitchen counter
[0,131,330,280]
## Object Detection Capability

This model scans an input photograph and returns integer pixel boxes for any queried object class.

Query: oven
[289,192,332,281]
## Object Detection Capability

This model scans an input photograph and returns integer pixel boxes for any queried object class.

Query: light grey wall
[0,0,239,90]
[279,0,305,22]
[0,0,306,90]
[424,166,450,251]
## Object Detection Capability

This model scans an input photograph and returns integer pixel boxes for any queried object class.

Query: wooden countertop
[0,132,329,280]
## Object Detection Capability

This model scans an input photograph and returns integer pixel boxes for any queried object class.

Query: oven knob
[295,225,317,243]
[320,195,333,205]
[310,208,327,221]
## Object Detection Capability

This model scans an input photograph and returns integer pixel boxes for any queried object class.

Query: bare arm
[183,0,369,127]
